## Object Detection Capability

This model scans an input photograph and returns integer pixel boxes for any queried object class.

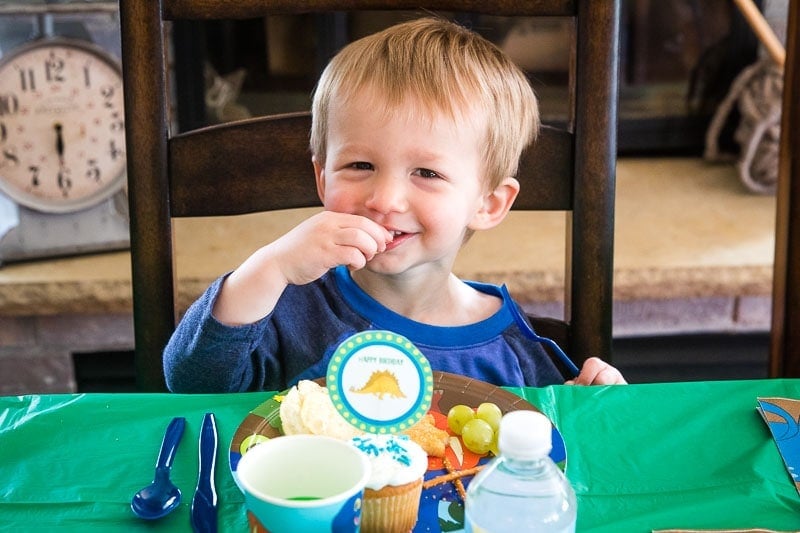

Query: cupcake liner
[361,478,423,533]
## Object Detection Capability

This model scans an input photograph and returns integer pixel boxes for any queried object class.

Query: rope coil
[704,58,783,195]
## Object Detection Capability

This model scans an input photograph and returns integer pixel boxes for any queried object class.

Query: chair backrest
[119,0,619,391]
[769,0,800,377]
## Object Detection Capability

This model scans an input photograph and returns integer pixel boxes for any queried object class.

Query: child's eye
[417,168,440,179]
[350,161,373,171]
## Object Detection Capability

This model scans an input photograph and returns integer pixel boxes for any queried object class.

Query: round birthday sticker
[326,330,433,434]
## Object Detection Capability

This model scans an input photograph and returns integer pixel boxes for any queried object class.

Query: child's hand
[213,211,392,325]
[565,357,627,386]
[270,211,393,285]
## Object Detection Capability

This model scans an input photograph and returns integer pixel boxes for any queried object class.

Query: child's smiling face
[314,88,496,277]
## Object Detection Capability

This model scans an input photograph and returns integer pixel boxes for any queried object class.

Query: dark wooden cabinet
[173,2,761,154]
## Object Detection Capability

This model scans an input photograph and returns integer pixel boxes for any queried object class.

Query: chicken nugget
[403,414,449,457]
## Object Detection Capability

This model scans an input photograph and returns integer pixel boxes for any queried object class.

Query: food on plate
[235,372,554,532]
[349,434,428,533]
[423,456,485,500]
[475,402,503,432]
[279,380,449,456]
[402,414,449,458]
[461,418,495,455]
[279,380,362,440]
[446,404,475,435]
[446,402,502,454]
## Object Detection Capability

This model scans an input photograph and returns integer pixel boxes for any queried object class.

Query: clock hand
[54,123,71,195]
[54,122,64,163]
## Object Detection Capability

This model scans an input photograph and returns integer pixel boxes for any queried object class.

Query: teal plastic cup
[236,434,371,532]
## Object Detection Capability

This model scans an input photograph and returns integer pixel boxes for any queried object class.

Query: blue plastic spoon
[131,417,186,520]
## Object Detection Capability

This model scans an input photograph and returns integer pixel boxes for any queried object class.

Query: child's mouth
[384,230,410,251]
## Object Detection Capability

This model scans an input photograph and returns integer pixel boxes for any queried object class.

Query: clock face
[0,38,127,213]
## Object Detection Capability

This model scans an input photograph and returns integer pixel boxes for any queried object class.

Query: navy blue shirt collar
[332,265,515,347]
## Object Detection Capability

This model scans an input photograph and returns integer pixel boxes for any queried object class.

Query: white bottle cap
[498,410,552,459]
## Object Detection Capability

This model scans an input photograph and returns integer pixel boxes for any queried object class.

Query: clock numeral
[109,111,125,132]
[45,52,66,83]
[57,167,72,197]
[18,67,35,92]
[0,123,5,143]
[108,139,123,161]
[100,85,116,108]
[83,65,91,88]
[0,94,19,116]
[1,147,18,167]
[86,159,101,182]
[28,165,39,187]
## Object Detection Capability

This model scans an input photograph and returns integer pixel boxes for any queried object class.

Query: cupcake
[349,434,428,533]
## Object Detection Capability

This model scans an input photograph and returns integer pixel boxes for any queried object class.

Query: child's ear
[469,177,520,231]
[312,156,326,203]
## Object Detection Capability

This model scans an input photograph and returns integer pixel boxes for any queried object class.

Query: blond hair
[310,17,539,190]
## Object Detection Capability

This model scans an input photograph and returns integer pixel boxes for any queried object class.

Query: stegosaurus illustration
[349,370,407,399]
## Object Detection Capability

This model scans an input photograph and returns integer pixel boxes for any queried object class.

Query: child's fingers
[339,247,369,271]
[333,226,386,260]
[570,357,627,385]
[297,212,394,272]
[351,216,394,252]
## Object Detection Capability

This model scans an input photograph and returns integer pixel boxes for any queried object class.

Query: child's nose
[365,174,408,214]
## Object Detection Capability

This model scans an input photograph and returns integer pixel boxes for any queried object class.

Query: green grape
[461,418,494,454]
[475,402,503,433]
[447,404,475,435]
[239,434,270,455]
[489,429,499,456]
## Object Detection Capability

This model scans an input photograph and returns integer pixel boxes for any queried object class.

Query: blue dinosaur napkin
[758,397,800,495]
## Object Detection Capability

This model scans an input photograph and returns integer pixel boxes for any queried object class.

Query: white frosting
[349,434,428,490]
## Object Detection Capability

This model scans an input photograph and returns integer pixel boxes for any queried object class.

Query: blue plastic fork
[500,284,581,378]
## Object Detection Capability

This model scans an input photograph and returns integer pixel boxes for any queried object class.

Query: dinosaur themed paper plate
[229,369,566,532]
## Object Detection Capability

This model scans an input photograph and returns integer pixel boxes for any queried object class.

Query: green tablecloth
[2,379,800,532]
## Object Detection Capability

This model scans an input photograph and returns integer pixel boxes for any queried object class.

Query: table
[1,379,799,532]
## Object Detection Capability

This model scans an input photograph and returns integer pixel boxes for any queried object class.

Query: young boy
[164,17,625,392]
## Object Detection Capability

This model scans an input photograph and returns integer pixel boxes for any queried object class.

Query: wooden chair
[769,0,800,377]
[119,1,619,391]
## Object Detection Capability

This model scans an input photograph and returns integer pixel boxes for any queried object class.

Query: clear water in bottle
[464,410,576,533]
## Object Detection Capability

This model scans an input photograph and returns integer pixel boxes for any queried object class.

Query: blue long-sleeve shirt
[163,266,564,392]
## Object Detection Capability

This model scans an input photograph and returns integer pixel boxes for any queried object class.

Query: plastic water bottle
[464,410,577,532]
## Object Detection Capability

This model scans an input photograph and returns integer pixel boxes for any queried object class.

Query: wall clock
[0,4,128,264]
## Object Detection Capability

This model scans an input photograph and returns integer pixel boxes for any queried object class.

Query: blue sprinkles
[352,435,413,466]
